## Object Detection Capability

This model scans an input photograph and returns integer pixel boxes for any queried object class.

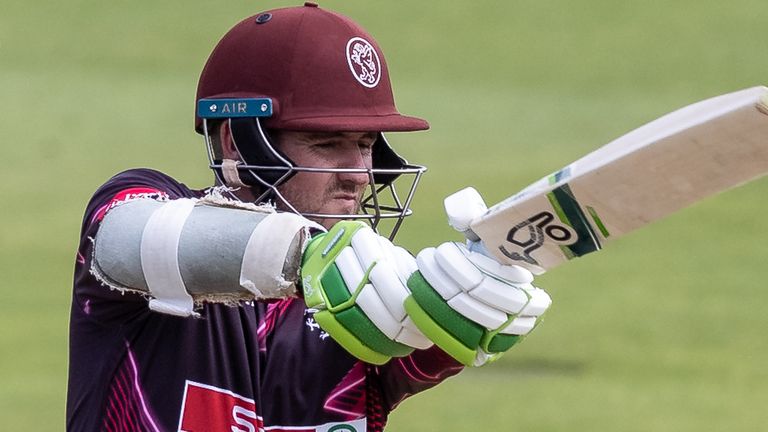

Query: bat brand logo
[499,211,576,265]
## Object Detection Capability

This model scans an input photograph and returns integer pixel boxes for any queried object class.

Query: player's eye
[358,140,374,154]
[311,141,337,150]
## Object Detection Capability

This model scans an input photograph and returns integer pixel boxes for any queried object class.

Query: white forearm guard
[91,196,320,316]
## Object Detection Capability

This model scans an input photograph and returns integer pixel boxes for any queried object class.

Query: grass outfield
[2,0,767,429]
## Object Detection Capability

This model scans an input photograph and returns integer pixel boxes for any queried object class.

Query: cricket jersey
[67,168,463,432]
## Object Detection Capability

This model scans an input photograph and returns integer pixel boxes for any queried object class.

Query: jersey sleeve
[72,169,193,324]
[368,346,464,416]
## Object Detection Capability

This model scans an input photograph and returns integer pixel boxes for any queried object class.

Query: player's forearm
[92,196,320,316]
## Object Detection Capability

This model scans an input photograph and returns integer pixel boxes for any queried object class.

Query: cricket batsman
[66,3,552,431]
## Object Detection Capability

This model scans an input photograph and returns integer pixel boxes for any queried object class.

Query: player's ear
[218,120,240,160]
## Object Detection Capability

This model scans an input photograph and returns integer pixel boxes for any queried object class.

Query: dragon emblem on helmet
[346,37,381,88]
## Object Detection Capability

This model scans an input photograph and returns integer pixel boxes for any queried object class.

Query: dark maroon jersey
[67,168,463,432]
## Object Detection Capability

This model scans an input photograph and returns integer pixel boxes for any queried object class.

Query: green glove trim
[404,296,477,366]
[302,222,367,309]
[301,221,414,363]
[335,307,414,357]
[321,264,351,308]
[479,314,524,354]
[313,310,390,365]
[407,271,485,348]
[406,271,527,365]
[486,333,522,353]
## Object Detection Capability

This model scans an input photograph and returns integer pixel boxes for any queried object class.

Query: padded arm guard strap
[91,196,320,316]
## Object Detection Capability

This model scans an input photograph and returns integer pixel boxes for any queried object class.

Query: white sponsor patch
[346,37,381,88]
[314,417,366,432]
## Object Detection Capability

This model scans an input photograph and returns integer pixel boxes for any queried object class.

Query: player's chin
[316,200,361,228]
[328,198,361,215]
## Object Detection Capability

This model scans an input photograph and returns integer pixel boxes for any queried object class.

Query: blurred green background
[2,0,767,429]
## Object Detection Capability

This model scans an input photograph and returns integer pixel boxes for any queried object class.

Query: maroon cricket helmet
[195,2,429,133]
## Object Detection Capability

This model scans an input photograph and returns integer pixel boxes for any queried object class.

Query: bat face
[462,86,768,274]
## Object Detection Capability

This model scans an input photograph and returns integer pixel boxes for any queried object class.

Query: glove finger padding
[405,242,551,366]
[301,221,431,365]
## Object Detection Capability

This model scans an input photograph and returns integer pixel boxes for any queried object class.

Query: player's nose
[336,145,372,186]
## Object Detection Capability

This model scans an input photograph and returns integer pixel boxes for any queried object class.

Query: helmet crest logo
[346,37,381,88]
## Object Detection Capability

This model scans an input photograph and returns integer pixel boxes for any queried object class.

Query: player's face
[273,131,376,229]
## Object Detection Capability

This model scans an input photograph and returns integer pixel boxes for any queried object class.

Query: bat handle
[466,239,490,255]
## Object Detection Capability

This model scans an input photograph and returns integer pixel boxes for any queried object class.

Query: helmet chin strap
[220,158,284,209]
[221,159,248,188]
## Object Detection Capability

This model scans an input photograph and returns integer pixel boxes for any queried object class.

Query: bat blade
[467,86,768,274]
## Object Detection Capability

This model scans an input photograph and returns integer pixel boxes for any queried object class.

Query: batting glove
[301,221,432,365]
[405,242,551,366]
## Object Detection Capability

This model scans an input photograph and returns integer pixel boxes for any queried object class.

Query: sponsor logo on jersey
[177,381,262,432]
[346,37,381,88]
[94,187,169,222]
[177,380,364,431]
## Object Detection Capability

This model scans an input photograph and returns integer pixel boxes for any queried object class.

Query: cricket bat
[446,86,768,274]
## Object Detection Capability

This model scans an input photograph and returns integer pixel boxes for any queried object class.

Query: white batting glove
[404,242,551,366]
[302,221,432,365]
[403,187,552,366]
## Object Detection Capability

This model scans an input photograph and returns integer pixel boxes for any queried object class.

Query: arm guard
[91,196,321,316]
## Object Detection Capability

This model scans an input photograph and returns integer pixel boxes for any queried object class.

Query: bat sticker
[499,211,575,265]
[499,183,603,265]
